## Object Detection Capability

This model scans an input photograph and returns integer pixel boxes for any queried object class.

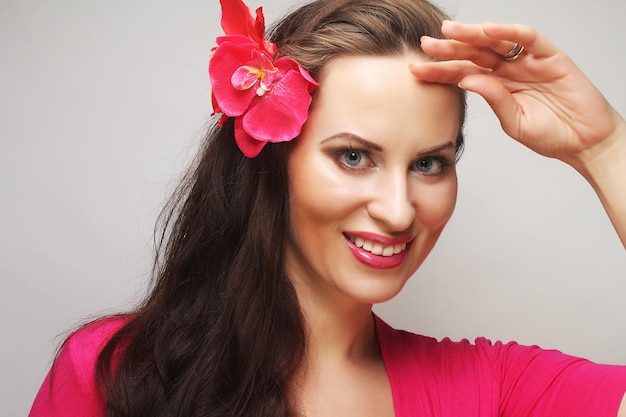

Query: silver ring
[502,43,524,60]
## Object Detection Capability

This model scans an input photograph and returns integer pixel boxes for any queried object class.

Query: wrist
[570,113,626,181]
[570,114,626,248]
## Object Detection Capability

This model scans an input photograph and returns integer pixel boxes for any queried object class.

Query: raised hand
[411,20,624,167]
[411,20,626,246]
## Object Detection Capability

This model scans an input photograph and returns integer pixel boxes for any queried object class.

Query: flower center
[231,51,278,96]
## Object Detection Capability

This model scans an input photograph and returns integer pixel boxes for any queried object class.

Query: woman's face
[285,53,460,309]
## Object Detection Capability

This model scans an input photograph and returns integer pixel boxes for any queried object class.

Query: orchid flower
[209,0,318,157]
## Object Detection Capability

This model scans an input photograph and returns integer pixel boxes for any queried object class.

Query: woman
[29,0,626,416]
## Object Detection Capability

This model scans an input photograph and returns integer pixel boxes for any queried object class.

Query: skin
[284,53,460,416]
[412,20,626,416]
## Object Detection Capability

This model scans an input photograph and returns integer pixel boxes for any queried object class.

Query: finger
[481,22,559,58]
[441,20,520,56]
[459,74,522,137]
[409,60,491,85]
[443,20,558,59]
[421,36,509,70]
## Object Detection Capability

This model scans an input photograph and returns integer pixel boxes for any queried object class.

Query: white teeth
[348,235,407,257]
[371,243,383,255]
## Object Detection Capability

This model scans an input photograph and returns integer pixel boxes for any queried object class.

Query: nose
[366,171,416,232]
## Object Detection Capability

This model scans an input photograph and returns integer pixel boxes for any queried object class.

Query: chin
[347,275,413,306]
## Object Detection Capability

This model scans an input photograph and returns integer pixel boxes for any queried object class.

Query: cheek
[287,158,340,241]
[414,176,458,230]
[288,155,362,227]
[288,179,352,239]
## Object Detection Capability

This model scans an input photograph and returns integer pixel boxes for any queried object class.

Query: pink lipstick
[343,232,413,269]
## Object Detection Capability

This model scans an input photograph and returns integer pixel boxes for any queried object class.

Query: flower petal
[209,41,258,116]
[215,34,256,47]
[219,0,256,37]
[231,66,261,90]
[253,7,267,47]
[274,56,318,88]
[218,0,273,54]
[298,65,319,91]
[242,67,315,142]
[235,117,266,157]
[211,92,222,115]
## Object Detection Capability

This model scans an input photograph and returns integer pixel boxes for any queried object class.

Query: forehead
[304,53,461,147]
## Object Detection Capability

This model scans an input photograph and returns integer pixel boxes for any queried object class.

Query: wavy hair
[95,1,465,416]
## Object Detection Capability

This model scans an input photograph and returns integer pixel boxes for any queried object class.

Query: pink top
[29,317,124,417]
[30,316,626,416]
[375,317,626,417]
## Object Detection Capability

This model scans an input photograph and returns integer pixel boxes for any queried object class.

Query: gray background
[2,0,625,415]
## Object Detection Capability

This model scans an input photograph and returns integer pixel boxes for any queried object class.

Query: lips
[343,232,412,269]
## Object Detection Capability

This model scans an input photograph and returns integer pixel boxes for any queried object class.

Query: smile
[343,232,413,269]
[346,235,407,257]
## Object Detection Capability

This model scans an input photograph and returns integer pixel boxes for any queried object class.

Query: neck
[294,284,380,363]
[310,307,378,361]
[290,289,390,417]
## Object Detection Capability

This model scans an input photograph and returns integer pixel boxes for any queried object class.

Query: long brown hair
[95,1,466,416]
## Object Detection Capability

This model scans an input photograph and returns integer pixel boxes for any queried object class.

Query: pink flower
[209,0,318,157]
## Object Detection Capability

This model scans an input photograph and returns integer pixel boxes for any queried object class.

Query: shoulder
[374,314,558,380]
[59,315,131,387]
[63,316,130,362]
[29,316,130,417]
[375,314,496,358]
[375,316,626,417]
[375,315,509,415]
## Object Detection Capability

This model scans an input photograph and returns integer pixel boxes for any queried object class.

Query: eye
[331,147,374,170]
[413,157,447,175]
[342,149,364,167]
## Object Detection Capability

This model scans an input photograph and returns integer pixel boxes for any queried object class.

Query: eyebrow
[321,133,456,155]
[321,133,383,152]
[417,142,457,156]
